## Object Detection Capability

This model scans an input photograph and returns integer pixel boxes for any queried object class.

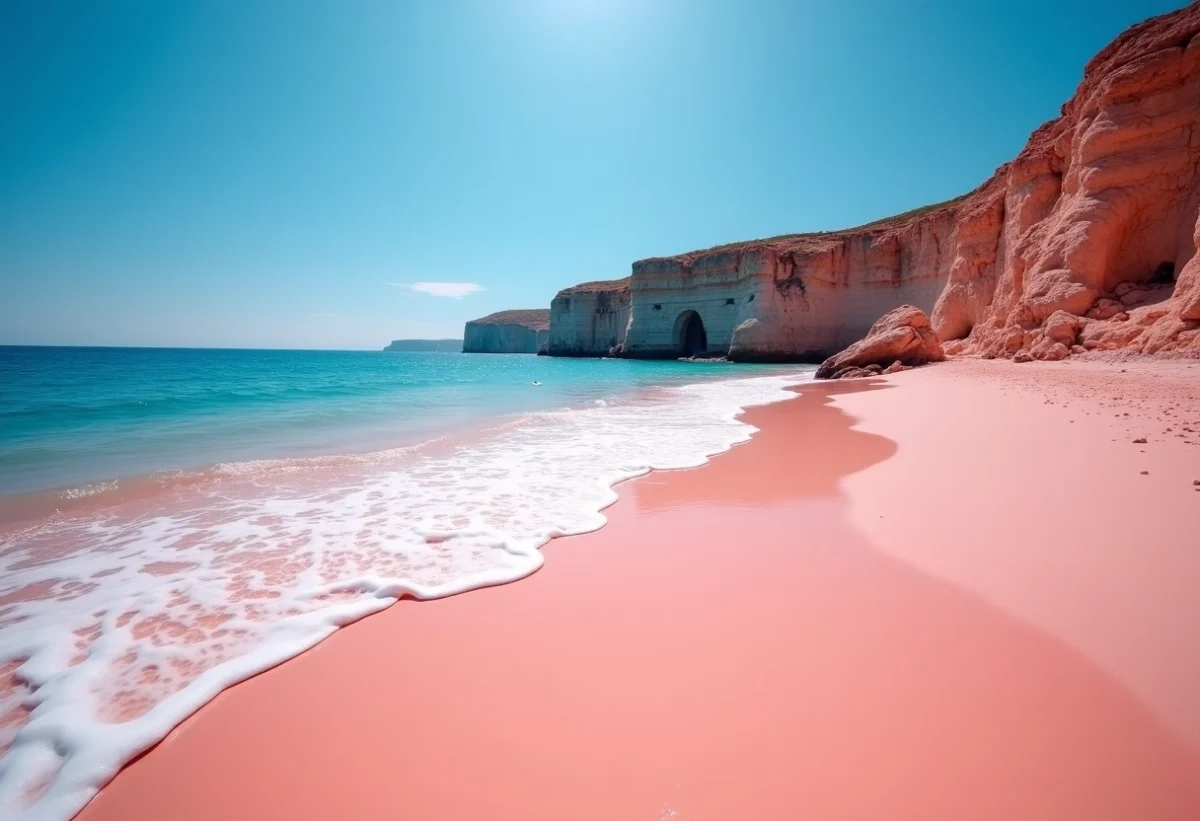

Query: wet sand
[77,361,1200,821]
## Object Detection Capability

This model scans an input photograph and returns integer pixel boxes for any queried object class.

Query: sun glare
[532,0,631,27]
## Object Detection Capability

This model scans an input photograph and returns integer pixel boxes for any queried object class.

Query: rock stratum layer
[462,310,550,354]
[548,2,1200,361]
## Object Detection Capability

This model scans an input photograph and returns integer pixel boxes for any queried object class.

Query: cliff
[547,279,632,356]
[934,1,1200,359]
[547,2,1200,362]
[628,201,964,360]
[462,309,551,354]
[383,339,462,352]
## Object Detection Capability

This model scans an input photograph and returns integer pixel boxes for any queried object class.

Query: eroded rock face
[932,1,1200,358]
[815,306,945,378]
[547,279,631,356]
[1174,209,1200,320]
[463,310,550,354]
[546,3,1200,362]
[617,208,958,361]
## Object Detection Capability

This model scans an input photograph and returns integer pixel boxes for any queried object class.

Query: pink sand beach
[76,359,1200,821]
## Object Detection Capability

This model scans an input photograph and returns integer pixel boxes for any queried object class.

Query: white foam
[57,481,118,501]
[0,371,808,820]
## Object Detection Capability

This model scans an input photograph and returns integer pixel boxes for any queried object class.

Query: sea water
[0,346,812,820]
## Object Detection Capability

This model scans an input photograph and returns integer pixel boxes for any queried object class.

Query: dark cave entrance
[677,310,708,357]
[1150,260,1176,284]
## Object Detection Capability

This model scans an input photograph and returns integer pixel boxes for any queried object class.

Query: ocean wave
[0,371,807,821]
[57,481,119,501]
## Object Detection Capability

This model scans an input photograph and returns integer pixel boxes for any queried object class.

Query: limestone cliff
[544,198,965,361]
[547,2,1200,362]
[630,203,962,361]
[547,279,631,356]
[462,309,550,354]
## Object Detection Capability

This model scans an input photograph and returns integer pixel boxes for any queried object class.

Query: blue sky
[0,0,1185,349]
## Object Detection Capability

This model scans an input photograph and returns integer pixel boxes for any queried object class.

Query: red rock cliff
[548,2,1200,361]
[933,1,1200,358]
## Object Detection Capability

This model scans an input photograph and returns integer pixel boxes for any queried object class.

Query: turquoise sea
[0,345,811,820]
[0,346,797,497]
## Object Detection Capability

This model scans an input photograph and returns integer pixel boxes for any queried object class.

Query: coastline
[0,363,810,821]
[74,358,1200,821]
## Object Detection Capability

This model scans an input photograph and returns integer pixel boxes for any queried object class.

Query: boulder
[1043,310,1082,347]
[816,305,945,379]
[1002,327,1025,355]
[942,339,967,356]
[1085,298,1124,320]
[1040,342,1070,361]
[831,366,878,379]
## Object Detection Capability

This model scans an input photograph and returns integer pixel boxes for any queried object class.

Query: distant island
[383,339,463,352]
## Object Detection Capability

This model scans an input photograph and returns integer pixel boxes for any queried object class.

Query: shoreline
[0,358,805,530]
[73,358,1200,821]
[1,367,810,821]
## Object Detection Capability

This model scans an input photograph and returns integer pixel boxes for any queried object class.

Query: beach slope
[78,360,1200,821]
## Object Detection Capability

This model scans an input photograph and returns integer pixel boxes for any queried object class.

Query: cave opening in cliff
[676,310,708,357]
[1150,260,1176,284]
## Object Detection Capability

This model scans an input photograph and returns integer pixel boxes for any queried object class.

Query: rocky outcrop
[383,339,462,352]
[933,1,1200,359]
[462,310,550,354]
[816,306,945,378]
[547,279,631,356]
[547,2,1200,362]
[609,203,960,361]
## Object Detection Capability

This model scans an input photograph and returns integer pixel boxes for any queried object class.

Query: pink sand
[78,361,1200,821]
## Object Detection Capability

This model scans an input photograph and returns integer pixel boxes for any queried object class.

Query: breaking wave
[0,371,807,820]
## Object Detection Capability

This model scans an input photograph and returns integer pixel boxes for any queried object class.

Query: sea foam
[0,371,806,820]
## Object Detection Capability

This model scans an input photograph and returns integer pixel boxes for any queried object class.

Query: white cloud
[387,281,485,299]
